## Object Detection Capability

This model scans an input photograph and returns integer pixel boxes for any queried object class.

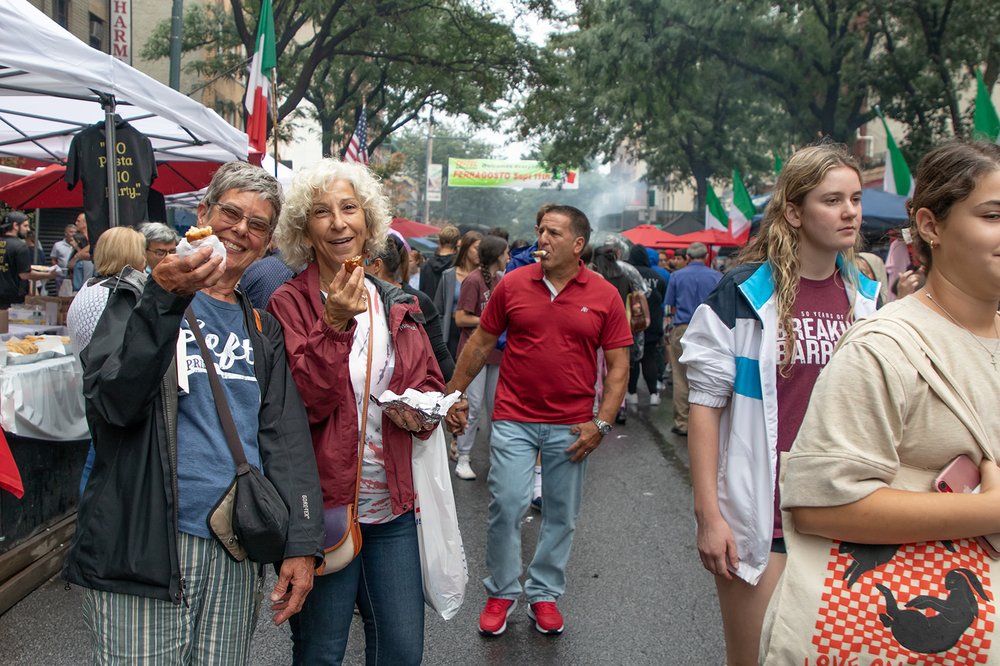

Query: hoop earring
[929,240,936,249]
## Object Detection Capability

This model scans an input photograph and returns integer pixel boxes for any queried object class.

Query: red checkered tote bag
[761,466,997,665]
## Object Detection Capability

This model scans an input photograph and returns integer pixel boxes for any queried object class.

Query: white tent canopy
[0,1,248,165]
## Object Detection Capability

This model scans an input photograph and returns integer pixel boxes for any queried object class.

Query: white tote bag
[411,426,468,620]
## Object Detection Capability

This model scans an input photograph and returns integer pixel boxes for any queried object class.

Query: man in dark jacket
[419,223,459,299]
[64,162,324,663]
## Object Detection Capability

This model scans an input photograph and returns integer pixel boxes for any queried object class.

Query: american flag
[345,108,368,165]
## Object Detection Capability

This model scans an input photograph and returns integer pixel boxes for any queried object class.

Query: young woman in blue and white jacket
[680,144,880,665]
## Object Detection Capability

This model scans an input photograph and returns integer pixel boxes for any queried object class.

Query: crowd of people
[3,136,998,664]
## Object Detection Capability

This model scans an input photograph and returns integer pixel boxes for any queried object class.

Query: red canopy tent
[675,228,749,247]
[621,224,688,249]
[0,161,222,209]
[390,217,440,238]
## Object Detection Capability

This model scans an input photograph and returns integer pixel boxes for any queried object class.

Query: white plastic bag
[175,233,227,271]
[412,426,467,620]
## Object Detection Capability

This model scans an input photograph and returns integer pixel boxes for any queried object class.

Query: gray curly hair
[274,159,391,269]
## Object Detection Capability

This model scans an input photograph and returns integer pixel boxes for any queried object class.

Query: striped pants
[82,531,264,665]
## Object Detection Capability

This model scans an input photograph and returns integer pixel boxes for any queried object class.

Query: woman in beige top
[768,141,1000,664]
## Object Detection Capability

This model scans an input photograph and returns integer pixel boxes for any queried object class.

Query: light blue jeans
[484,420,588,603]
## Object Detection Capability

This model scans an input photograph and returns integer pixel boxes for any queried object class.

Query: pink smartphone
[935,455,1000,559]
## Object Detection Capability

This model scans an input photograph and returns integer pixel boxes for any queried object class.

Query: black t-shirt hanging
[65,117,157,245]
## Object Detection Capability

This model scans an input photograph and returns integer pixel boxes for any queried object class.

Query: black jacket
[63,268,324,604]
[418,253,455,303]
[402,283,454,381]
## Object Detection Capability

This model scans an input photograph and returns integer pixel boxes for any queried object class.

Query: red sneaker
[478,597,517,636]
[528,601,565,635]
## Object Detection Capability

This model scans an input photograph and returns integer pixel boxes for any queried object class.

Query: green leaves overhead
[518,0,999,213]
[142,0,536,156]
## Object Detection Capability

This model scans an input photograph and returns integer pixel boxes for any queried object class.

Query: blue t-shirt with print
[176,291,262,539]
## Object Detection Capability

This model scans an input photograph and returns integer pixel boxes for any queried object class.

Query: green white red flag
[705,182,727,231]
[878,110,914,197]
[729,169,755,238]
[244,0,276,154]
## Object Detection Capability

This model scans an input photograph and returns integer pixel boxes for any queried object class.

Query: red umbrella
[0,161,221,209]
[622,224,688,249]
[391,217,440,238]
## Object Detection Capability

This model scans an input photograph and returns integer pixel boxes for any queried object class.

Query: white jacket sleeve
[679,302,734,408]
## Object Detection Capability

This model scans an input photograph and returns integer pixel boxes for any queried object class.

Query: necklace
[925,291,1000,371]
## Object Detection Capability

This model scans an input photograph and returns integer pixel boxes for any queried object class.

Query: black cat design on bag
[875,567,990,654]
[840,540,957,588]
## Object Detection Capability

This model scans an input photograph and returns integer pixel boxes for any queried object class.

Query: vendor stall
[0,0,251,612]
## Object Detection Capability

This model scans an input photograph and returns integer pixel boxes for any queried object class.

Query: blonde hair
[93,226,146,276]
[274,159,390,269]
[737,143,862,372]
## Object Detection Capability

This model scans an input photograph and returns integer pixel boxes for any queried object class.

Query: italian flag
[729,169,755,239]
[244,0,276,155]
[974,70,1000,143]
[878,111,914,197]
[705,182,727,231]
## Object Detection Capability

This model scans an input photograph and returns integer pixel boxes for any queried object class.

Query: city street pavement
[0,390,724,665]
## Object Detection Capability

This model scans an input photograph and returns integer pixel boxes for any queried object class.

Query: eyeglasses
[208,201,273,238]
[147,247,177,258]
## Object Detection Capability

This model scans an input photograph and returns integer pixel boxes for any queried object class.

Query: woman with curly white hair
[267,158,445,665]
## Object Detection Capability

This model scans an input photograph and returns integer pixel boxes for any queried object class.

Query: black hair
[477,235,508,292]
[373,234,405,282]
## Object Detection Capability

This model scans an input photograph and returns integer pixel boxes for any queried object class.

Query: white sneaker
[455,455,476,480]
[626,392,639,406]
[649,393,661,406]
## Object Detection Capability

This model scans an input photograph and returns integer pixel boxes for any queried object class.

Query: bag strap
[351,288,375,508]
[184,307,250,474]
[876,318,995,462]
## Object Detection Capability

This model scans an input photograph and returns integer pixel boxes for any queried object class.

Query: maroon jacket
[267,262,445,514]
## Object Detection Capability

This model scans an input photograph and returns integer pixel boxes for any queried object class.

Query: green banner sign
[447,158,579,189]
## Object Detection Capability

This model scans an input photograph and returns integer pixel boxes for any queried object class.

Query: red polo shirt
[479,261,633,424]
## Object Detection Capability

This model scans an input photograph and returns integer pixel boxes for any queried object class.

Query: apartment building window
[90,14,104,51]
[89,14,104,50]
[53,0,70,28]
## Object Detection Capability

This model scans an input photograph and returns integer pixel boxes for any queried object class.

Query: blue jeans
[485,420,588,603]
[289,511,423,666]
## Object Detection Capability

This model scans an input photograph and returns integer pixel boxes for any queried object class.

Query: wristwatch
[592,417,612,436]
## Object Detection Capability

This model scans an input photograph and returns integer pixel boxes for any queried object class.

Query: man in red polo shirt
[446,204,632,637]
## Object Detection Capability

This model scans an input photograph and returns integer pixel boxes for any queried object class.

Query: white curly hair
[273,158,391,269]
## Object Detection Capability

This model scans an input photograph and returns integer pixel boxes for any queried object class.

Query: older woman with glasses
[267,158,445,666]
[64,162,325,665]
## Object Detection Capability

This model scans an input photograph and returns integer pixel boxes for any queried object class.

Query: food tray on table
[4,334,71,366]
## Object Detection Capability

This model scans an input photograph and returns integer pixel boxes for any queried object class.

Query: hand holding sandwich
[323,259,368,331]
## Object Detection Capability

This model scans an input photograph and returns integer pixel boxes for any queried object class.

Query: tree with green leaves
[519,0,999,215]
[142,0,535,156]
[866,0,1000,160]
[519,0,786,217]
